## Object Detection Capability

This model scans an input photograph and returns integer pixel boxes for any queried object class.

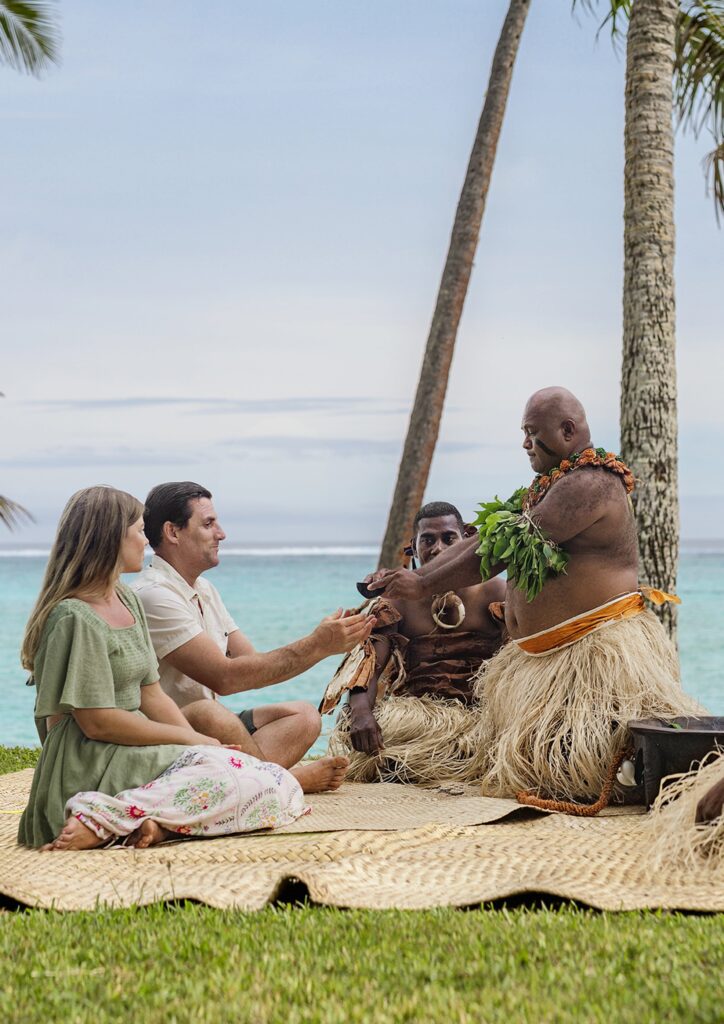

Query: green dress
[18,585,188,847]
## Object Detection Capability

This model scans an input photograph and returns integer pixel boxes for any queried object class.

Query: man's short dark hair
[144,482,212,549]
[413,501,464,533]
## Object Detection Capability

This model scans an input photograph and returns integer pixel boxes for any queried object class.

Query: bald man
[365,387,701,803]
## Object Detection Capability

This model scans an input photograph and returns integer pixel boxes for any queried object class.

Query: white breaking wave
[214,546,378,557]
[680,540,724,555]
[0,549,52,558]
[2,541,722,558]
[2,542,722,558]
[0,545,378,558]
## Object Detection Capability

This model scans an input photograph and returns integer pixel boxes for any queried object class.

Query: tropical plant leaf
[675,1,724,218]
[675,2,724,133]
[473,490,568,602]
[704,138,724,215]
[0,495,33,530]
[578,1,724,218]
[573,0,631,51]
[0,0,60,76]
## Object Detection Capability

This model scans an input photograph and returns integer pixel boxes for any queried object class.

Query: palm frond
[675,2,724,217]
[0,495,33,530]
[0,0,60,76]
[572,0,632,46]
[703,138,724,219]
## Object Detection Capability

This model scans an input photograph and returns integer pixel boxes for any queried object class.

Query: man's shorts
[238,709,258,735]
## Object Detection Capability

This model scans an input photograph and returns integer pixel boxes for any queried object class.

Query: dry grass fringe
[328,695,485,786]
[644,751,724,875]
[467,611,703,802]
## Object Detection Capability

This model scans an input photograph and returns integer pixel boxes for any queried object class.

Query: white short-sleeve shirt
[131,554,238,707]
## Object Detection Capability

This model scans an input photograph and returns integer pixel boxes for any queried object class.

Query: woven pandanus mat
[276,779,541,831]
[3,769,721,913]
[0,769,544,835]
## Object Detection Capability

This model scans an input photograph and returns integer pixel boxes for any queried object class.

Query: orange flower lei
[523,447,635,510]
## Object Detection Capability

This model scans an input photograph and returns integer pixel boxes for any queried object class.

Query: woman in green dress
[19,486,307,850]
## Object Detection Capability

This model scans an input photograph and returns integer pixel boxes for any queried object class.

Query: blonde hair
[21,486,144,671]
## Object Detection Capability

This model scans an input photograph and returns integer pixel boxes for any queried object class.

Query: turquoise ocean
[1,547,722,756]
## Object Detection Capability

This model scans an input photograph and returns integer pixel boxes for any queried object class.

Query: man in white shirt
[133,482,375,792]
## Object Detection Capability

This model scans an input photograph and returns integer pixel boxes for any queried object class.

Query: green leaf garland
[473,488,569,602]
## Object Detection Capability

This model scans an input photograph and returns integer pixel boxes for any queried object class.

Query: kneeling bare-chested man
[320,501,505,784]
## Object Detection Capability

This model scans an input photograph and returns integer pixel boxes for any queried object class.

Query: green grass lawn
[1,748,722,1024]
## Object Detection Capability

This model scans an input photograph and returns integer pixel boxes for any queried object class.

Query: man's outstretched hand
[312,608,375,658]
[363,567,426,602]
[695,776,724,823]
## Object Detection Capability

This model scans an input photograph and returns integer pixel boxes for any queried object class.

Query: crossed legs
[182,699,348,793]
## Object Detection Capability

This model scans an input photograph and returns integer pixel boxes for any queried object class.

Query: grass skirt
[467,610,702,802]
[642,752,724,876]
[328,695,485,785]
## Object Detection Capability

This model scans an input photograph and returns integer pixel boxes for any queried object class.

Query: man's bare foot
[291,755,349,793]
[127,819,171,849]
[40,817,104,852]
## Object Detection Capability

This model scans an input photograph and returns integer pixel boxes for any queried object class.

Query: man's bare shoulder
[530,465,636,554]
[536,466,628,515]
[460,575,506,607]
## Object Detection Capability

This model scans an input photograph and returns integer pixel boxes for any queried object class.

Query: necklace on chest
[430,592,466,631]
[473,446,634,603]
[524,447,635,510]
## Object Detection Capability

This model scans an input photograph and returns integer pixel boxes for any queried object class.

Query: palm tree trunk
[620,0,679,640]
[377,0,531,569]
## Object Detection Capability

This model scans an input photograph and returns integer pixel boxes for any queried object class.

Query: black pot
[627,716,724,807]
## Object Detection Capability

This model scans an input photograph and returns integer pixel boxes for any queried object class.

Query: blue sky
[1,0,722,543]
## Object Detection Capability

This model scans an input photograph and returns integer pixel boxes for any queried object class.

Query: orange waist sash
[515,592,646,656]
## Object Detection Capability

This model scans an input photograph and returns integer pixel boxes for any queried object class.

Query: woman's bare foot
[127,819,170,849]
[292,755,349,793]
[40,817,104,852]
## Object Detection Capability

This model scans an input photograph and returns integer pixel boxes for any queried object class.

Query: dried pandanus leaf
[366,597,402,629]
[318,638,375,714]
[318,598,404,713]
[376,644,406,702]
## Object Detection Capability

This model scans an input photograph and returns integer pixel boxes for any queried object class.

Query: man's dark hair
[144,481,212,549]
[413,501,464,533]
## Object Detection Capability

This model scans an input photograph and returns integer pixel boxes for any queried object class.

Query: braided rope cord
[515,746,634,817]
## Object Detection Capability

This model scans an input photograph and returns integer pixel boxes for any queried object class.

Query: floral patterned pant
[66,746,308,841]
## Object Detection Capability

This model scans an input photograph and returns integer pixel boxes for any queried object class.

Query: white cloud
[2,0,721,544]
